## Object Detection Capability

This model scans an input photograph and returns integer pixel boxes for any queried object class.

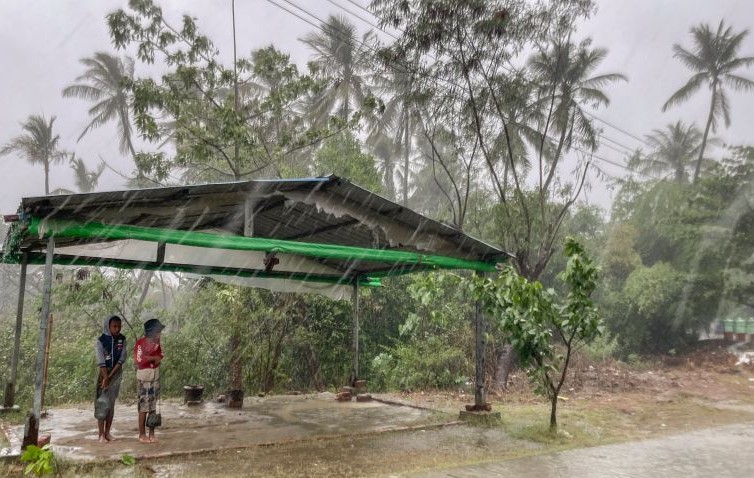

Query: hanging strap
[156,366,162,414]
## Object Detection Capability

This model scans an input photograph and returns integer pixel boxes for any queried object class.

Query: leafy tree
[312,131,382,192]
[370,0,623,281]
[617,262,686,354]
[473,238,600,430]
[662,20,754,182]
[0,115,66,195]
[603,144,754,354]
[107,0,343,184]
[62,52,137,157]
[372,271,474,391]
[714,147,754,311]
[599,223,642,284]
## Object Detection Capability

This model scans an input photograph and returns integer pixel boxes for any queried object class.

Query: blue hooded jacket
[95,315,127,370]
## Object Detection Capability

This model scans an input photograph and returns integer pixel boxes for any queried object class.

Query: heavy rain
[1,1,754,477]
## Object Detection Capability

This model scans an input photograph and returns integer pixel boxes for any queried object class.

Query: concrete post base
[459,410,502,425]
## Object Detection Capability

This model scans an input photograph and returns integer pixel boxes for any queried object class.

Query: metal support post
[23,237,54,448]
[3,251,28,409]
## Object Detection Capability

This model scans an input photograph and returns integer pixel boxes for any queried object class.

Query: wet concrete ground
[408,421,754,477]
[2,393,451,462]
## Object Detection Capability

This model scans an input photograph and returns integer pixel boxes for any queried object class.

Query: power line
[584,112,649,148]
[343,0,373,17]
[269,0,655,181]
[325,0,399,41]
[335,0,653,151]
[323,1,647,163]
[599,139,633,157]
[600,132,637,154]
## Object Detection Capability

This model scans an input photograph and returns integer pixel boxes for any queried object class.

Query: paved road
[406,422,754,477]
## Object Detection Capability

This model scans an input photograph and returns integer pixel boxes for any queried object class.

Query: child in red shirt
[133,318,164,443]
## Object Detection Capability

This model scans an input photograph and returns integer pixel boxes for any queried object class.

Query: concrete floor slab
[2,393,450,462]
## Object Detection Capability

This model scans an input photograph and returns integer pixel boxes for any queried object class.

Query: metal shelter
[1,175,506,444]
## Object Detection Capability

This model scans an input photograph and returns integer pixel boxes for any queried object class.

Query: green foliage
[371,336,469,390]
[121,453,136,466]
[313,131,382,192]
[107,0,356,183]
[602,145,754,355]
[283,295,352,390]
[371,272,474,390]
[20,444,55,476]
[580,332,619,362]
[599,224,642,284]
[473,237,601,429]
[165,281,356,394]
[357,276,418,382]
[616,263,692,355]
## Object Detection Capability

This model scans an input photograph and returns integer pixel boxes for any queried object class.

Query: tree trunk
[693,86,717,183]
[136,270,153,311]
[306,344,324,391]
[229,334,242,391]
[550,393,558,431]
[492,344,517,390]
[44,161,50,195]
[403,109,410,206]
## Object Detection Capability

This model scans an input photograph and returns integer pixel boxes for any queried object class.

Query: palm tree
[662,20,754,182]
[69,154,105,193]
[301,15,376,124]
[367,58,423,205]
[632,121,708,183]
[529,40,627,153]
[62,52,136,157]
[0,115,66,194]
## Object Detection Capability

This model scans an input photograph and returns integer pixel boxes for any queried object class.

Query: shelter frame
[1,176,506,445]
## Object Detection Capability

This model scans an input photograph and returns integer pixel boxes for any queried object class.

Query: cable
[325,0,399,41]
[599,133,638,154]
[599,140,633,157]
[270,0,540,112]
[583,111,650,147]
[336,0,653,150]
[269,0,657,182]
[343,0,373,17]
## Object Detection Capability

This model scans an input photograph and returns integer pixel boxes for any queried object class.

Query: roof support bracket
[156,241,166,265]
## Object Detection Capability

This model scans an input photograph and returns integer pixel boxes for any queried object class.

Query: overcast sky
[1,0,753,215]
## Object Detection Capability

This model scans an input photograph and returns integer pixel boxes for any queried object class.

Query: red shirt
[134,336,163,370]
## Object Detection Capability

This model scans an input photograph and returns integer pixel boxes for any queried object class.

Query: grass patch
[498,402,623,451]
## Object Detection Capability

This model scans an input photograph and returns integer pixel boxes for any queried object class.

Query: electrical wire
[268,0,655,179]
[332,0,653,150]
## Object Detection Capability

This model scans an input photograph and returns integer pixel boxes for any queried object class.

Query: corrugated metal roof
[3,175,506,282]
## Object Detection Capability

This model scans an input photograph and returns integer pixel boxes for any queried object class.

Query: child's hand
[153,356,162,365]
[101,377,109,390]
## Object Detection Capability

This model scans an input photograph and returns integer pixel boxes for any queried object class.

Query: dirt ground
[2,340,754,477]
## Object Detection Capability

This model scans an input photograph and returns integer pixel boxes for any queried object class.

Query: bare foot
[105,433,114,441]
[98,436,108,444]
[138,435,151,444]
[149,436,159,443]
